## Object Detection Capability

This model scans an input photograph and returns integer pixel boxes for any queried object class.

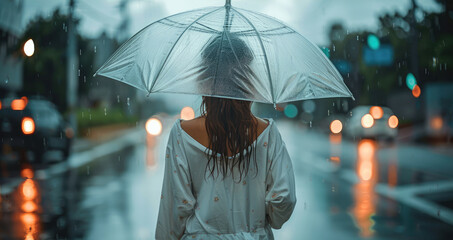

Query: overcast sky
[23,0,442,46]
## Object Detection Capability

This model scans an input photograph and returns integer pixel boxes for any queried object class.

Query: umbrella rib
[160,18,221,34]
[148,7,222,93]
[238,8,353,100]
[195,22,221,33]
[232,8,275,104]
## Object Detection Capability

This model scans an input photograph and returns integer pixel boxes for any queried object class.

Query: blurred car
[344,105,399,140]
[0,97,73,162]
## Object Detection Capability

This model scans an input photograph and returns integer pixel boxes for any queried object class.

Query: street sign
[363,44,394,66]
[332,60,351,74]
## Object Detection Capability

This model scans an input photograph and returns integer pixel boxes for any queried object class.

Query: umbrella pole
[224,0,231,32]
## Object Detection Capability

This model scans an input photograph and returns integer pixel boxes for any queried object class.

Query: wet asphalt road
[1,119,453,240]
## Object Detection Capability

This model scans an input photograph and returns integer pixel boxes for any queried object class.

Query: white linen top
[156,118,296,240]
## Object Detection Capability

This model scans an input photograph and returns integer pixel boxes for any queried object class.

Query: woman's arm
[156,124,195,239]
[265,125,297,229]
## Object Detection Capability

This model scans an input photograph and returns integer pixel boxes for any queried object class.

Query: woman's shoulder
[179,116,206,136]
[180,116,271,136]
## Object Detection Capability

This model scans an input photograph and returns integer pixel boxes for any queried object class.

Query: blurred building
[88,32,138,114]
[0,0,23,95]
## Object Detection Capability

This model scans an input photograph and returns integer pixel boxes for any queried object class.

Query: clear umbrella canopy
[95,0,353,104]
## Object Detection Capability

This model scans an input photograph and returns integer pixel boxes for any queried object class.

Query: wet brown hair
[200,97,258,181]
[200,32,257,181]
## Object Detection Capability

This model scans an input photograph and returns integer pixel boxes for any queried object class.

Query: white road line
[375,182,453,225]
[339,169,453,226]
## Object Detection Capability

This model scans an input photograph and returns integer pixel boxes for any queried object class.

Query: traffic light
[405,73,417,90]
[367,34,380,50]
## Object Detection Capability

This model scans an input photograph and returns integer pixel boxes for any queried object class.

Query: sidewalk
[72,123,139,153]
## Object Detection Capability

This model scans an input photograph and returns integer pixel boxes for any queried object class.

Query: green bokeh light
[284,104,298,118]
[321,47,330,58]
[367,34,380,50]
[406,73,417,90]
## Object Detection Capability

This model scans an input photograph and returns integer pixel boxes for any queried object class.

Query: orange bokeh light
[22,201,38,213]
[352,139,378,237]
[21,168,34,179]
[359,161,373,181]
[330,156,340,163]
[22,117,35,135]
[22,96,29,105]
[25,233,35,240]
[412,85,421,98]
[11,99,27,110]
[388,115,399,129]
[22,179,37,200]
[369,106,383,119]
[357,140,376,182]
[21,213,37,226]
[361,114,374,128]
[430,116,443,130]
[180,107,195,120]
[330,120,343,134]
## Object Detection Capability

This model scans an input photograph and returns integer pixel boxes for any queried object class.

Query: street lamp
[23,39,35,57]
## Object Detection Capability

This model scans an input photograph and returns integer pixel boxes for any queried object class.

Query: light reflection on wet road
[1,119,453,239]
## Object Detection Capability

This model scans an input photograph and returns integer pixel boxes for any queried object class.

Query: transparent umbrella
[95,0,354,104]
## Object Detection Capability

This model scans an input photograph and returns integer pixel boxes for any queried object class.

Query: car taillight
[22,117,35,135]
[0,100,2,109]
[388,115,398,128]
[12,99,27,110]
[369,106,383,119]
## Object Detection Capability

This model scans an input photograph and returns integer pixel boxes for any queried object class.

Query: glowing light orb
[330,120,343,134]
[406,73,417,90]
[412,85,421,98]
[369,106,383,119]
[284,104,298,118]
[24,39,35,57]
[180,107,195,120]
[388,115,398,128]
[367,34,380,50]
[146,118,162,136]
[361,114,374,128]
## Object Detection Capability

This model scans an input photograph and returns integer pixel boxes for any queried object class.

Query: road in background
[1,118,452,239]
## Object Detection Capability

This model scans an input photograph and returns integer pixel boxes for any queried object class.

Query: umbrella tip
[225,0,231,7]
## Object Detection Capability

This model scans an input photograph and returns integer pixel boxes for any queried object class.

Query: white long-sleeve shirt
[156,118,296,239]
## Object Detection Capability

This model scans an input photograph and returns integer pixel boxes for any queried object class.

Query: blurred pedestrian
[156,33,296,240]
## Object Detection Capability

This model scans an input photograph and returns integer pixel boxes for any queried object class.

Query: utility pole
[67,0,78,133]
[117,0,130,42]
[409,0,419,80]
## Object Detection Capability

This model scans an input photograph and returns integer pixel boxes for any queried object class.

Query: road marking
[339,169,453,226]
[375,181,453,225]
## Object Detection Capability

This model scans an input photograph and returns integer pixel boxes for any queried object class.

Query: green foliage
[77,107,138,133]
[328,5,453,105]
[19,9,94,112]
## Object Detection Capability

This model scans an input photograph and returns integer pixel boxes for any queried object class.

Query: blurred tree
[328,0,453,106]
[18,9,94,112]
